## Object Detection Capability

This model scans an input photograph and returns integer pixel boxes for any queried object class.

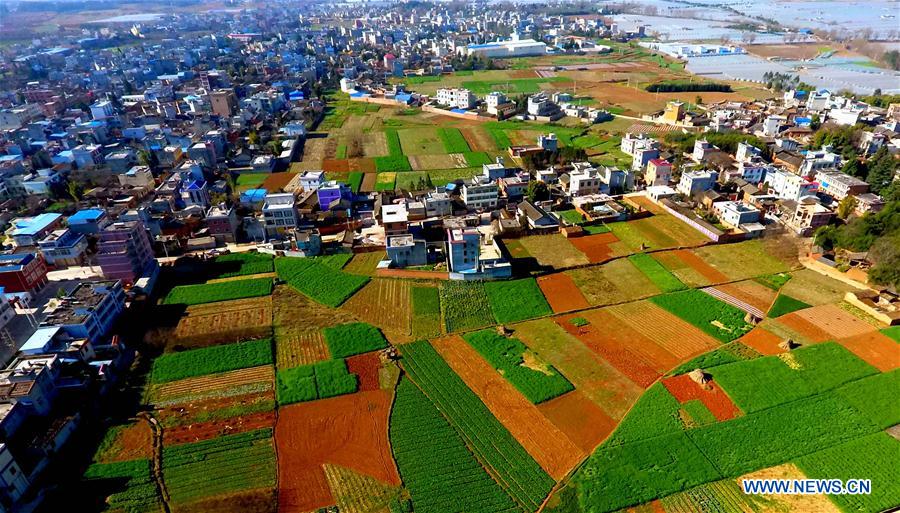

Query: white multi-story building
[712,201,760,228]
[262,193,298,236]
[677,170,718,197]
[767,168,818,201]
[300,170,325,191]
[462,178,499,210]
[436,88,476,109]
[799,146,841,177]
[485,92,509,115]
[815,170,869,201]
[466,34,547,58]
[568,164,602,196]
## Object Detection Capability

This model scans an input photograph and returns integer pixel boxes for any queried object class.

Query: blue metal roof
[69,208,105,223]
[0,253,34,272]
[241,188,268,202]
[12,213,61,236]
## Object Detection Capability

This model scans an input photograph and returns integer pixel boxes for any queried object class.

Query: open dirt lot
[275,390,400,512]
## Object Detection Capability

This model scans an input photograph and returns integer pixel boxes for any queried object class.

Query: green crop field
[207,252,274,279]
[348,171,363,193]
[322,322,388,359]
[276,359,358,404]
[411,286,442,338]
[650,290,752,342]
[681,400,716,427]
[796,433,900,513]
[150,339,273,383]
[162,277,273,306]
[400,341,554,511]
[668,342,760,376]
[483,278,552,324]
[83,459,161,513]
[162,428,276,504]
[437,128,471,153]
[275,257,369,307]
[461,76,571,94]
[711,343,878,413]
[440,281,496,332]
[835,369,900,429]
[375,171,399,189]
[883,326,900,342]
[374,155,412,172]
[754,272,792,291]
[461,329,573,404]
[463,151,492,166]
[390,378,521,513]
[606,383,683,446]
[766,294,810,317]
[630,253,686,292]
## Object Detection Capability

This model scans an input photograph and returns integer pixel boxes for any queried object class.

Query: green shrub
[484,278,552,324]
[629,253,686,293]
[462,330,574,404]
[162,277,273,306]
[650,290,752,342]
[569,317,589,327]
[151,339,273,383]
[323,322,388,359]
[767,294,811,317]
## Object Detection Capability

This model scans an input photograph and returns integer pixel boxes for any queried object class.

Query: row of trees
[815,201,900,288]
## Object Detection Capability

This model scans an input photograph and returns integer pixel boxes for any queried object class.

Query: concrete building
[712,201,760,229]
[424,191,452,217]
[0,253,48,294]
[661,101,685,124]
[568,165,602,196]
[466,34,547,58]
[462,178,499,210]
[645,158,672,186]
[381,204,410,236]
[67,209,108,235]
[206,204,238,243]
[446,228,511,280]
[299,171,325,191]
[316,181,352,210]
[767,168,818,201]
[815,170,869,201]
[9,213,63,247]
[262,193,298,236]
[38,229,88,268]
[386,234,427,267]
[435,88,476,109]
[210,89,238,117]
[118,166,155,188]
[40,281,125,343]
[96,221,157,284]
[677,170,718,197]
[485,92,510,116]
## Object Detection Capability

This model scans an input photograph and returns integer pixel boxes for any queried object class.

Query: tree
[867,235,900,287]
[525,180,549,203]
[841,154,866,179]
[248,130,260,146]
[837,195,859,219]
[865,146,897,195]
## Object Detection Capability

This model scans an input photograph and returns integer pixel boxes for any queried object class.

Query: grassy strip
[437,127,471,153]
[207,252,274,279]
[767,294,811,318]
[629,253,686,293]
[483,278,552,324]
[348,172,363,193]
[150,339,273,383]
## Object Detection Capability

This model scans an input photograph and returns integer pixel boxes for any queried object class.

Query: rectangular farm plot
[432,336,584,479]
[567,258,661,307]
[162,277,273,306]
[607,214,708,252]
[650,290,753,343]
[322,322,389,359]
[276,359,359,405]
[518,234,589,269]
[779,268,859,306]
[461,330,574,404]
[341,279,412,341]
[389,378,520,513]
[410,285,442,339]
[398,340,555,511]
[692,240,790,281]
[837,331,900,372]
[439,280,496,333]
[171,296,273,348]
[150,339,274,384]
[661,374,741,422]
[628,253,685,292]
[513,318,643,420]
[277,390,400,512]
[579,309,682,373]
[398,128,445,155]
[790,303,878,340]
[606,300,722,360]
[162,428,276,506]
[715,280,778,316]
[82,459,161,513]
[275,257,369,308]
[537,273,589,313]
[537,390,618,453]
[737,326,786,356]
[654,249,728,286]
[569,232,623,263]
[484,277,552,324]
[437,127,471,153]
[148,365,274,407]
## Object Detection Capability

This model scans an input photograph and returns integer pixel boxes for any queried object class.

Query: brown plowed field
[360,173,377,192]
[537,390,617,453]
[155,391,274,429]
[346,352,383,391]
[606,301,721,361]
[460,127,495,151]
[791,304,878,340]
[276,331,330,368]
[97,422,153,463]
[323,159,351,172]
[349,158,376,172]
[164,411,276,446]
[556,315,660,388]
[716,281,778,314]
[837,331,900,372]
[171,296,273,348]
[673,249,729,283]
[151,366,274,403]
[569,233,621,263]
[662,374,741,421]
[431,336,585,479]
[739,327,785,356]
[581,310,681,372]
[537,273,590,313]
[275,390,400,512]
[262,172,299,192]
[342,278,412,342]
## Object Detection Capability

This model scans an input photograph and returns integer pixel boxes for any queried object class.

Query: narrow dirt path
[138,412,172,513]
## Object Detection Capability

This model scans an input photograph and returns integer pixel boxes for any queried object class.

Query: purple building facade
[96,220,157,284]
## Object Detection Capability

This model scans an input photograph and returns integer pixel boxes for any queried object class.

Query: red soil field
[349,158,376,172]
[537,390,617,453]
[837,331,900,372]
[322,159,350,172]
[275,390,400,512]
[163,411,276,446]
[346,352,382,392]
[556,315,660,388]
[432,336,585,480]
[582,309,681,373]
[537,273,590,313]
[569,233,620,263]
[792,304,878,340]
[261,172,299,192]
[509,69,538,78]
[460,127,493,152]
[100,422,153,463]
[662,374,741,421]
[740,327,786,356]
[716,281,778,314]
[606,301,721,361]
[673,249,729,283]
[776,314,833,343]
